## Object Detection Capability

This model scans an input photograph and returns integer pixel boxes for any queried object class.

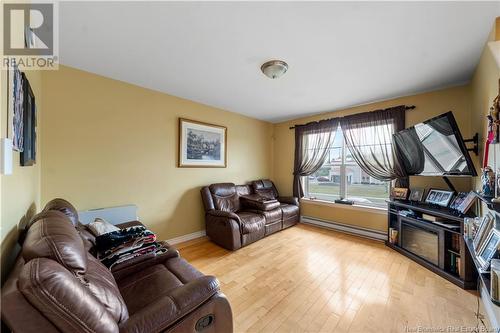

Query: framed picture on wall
[178,118,227,168]
[20,75,36,166]
[8,65,25,152]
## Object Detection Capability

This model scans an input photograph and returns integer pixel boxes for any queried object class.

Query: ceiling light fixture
[261,60,288,79]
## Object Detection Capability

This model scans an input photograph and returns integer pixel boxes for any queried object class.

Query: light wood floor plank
[179,224,491,333]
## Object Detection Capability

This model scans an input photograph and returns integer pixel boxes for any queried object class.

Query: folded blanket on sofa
[95,226,156,252]
[100,243,160,268]
[95,226,159,268]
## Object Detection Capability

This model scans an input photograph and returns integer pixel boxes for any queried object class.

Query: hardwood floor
[178,224,490,333]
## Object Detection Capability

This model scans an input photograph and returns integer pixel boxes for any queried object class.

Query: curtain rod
[288,105,416,130]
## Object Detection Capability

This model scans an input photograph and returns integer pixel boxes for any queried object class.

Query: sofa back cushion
[19,258,120,333]
[23,211,88,277]
[208,183,240,212]
[43,198,80,226]
[22,212,129,324]
[252,179,278,200]
[236,185,252,196]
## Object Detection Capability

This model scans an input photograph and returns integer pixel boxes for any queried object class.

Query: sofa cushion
[238,212,265,234]
[42,198,80,226]
[118,257,218,318]
[118,264,183,314]
[19,258,119,333]
[281,204,300,219]
[118,276,220,333]
[23,211,87,277]
[265,221,282,236]
[236,185,252,196]
[209,183,240,213]
[259,208,282,224]
[252,179,278,200]
[86,255,129,322]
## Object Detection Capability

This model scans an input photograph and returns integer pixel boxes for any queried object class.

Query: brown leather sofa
[1,199,233,333]
[200,179,299,250]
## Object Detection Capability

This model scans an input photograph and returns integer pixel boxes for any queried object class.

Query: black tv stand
[386,200,476,289]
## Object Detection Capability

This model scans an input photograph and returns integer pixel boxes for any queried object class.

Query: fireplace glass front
[401,222,439,266]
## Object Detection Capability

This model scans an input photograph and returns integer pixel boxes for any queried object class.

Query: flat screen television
[393,111,477,177]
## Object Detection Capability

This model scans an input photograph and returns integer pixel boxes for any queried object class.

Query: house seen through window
[304,126,390,208]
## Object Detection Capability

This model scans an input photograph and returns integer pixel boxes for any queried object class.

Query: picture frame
[178,118,227,168]
[454,191,476,214]
[8,65,25,152]
[477,229,500,271]
[424,188,454,207]
[409,187,425,202]
[449,192,466,211]
[20,75,36,166]
[474,212,495,251]
[390,187,409,200]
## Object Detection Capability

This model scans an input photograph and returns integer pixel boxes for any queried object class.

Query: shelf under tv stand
[386,200,477,289]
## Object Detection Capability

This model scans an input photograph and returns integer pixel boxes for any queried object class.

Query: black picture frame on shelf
[425,188,454,207]
[20,74,36,166]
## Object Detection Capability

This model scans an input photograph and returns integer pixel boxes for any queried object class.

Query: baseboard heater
[300,216,387,242]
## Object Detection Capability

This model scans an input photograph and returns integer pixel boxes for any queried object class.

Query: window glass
[345,164,390,206]
[308,166,341,201]
[305,126,390,208]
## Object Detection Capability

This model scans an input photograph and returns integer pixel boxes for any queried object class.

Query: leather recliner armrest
[206,210,241,223]
[119,276,220,333]
[278,196,299,206]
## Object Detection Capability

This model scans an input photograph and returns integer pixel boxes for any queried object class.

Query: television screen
[393,112,477,177]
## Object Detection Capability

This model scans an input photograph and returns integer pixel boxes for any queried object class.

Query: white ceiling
[59,1,500,123]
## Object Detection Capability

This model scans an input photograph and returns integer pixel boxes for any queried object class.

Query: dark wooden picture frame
[409,187,425,202]
[178,118,227,168]
[20,75,36,166]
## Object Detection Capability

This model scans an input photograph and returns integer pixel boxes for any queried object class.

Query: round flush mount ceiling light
[261,60,288,79]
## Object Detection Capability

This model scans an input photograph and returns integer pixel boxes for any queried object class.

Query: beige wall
[273,85,474,232]
[41,66,273,240]
[0,69,43,281]
[470,22,500,192]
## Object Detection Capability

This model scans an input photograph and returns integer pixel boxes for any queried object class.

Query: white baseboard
[166,230,206,245]
[301,216,387,242]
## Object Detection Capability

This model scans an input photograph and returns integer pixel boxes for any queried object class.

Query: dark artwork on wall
[20,74,36,166]
[10,66,24,151]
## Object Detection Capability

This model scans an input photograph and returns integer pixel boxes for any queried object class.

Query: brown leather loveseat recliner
[200,179,300,250]
[1,199,233,333]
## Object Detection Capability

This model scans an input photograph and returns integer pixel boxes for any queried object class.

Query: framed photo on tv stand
[425,188,454,208]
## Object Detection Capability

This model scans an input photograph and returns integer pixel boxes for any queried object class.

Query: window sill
[300,198,388,215]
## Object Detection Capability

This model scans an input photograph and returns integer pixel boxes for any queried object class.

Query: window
[304,126,390,208]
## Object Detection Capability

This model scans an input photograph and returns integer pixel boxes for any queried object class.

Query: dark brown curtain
[340,105,408,187]
[293,118,339,198]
